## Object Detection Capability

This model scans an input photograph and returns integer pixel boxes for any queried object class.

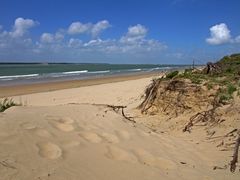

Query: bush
[219,94,232,104]
[166,71,179,79]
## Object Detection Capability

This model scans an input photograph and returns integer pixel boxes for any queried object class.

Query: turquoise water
[0,63,190,86]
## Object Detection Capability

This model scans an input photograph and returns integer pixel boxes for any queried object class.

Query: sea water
[0,63,190,86]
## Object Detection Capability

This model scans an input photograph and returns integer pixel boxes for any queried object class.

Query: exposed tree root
[230,132,240,172]
[107,105,136,123]
[183,97,221,133]
[139,79,195,116]
[138,78,161,113]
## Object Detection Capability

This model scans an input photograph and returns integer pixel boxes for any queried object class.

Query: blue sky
[0,0,239,64]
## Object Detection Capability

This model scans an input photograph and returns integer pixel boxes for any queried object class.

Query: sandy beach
[0,73,239,180]
[0,72,160,98]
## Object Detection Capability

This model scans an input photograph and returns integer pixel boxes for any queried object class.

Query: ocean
[0,63,190,86]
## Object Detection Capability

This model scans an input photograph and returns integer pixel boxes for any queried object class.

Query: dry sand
[0,75,239,180]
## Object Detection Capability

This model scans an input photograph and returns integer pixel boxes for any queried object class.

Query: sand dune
[0,77,239,179]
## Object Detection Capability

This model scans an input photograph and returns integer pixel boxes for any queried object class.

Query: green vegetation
[227,84,237,95]
[0,98,18,112]
[206,83,213,90]
[177,69,205,84]
[215,83,237,104]
[166,70,179,79]
[217,53,240,75]
[161,53,240,103]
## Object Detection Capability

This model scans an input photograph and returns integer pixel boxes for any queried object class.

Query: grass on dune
[0,98,19,112]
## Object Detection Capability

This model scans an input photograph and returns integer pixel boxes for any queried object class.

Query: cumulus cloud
[0,18,38,57]
[127,24,147,37]
[117,24,166,53]
[120,24,148,44]
[36,24,166,55]
[40,33,54,43]
[68,22,91,35]
[206,23,232,45]
[91,20,111,38]
[0,18,167,61]
[40,31,64,43]
[67,20,110,38]
[10,17,38,38]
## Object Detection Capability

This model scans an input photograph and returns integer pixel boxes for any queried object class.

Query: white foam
[88,70,110,74]
[126,68,142,72]
[62,70,88,74]
[0,74,39,79]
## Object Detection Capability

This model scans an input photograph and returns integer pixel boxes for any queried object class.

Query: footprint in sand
[50,117,75,132]
[21,122,37,130]
[58,117,74,124]
[53,122,74,132]
[133,148,177,170]
[115,130,131,140]
[106,145,138,163]
[100,132,120,143]
[37,142,62,159]
[79,131,102,143]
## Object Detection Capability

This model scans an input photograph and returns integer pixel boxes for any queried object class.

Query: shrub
[219,94,232,104]
[166,71,179,79]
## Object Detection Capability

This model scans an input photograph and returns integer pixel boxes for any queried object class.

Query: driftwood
[107,105,136,123]
[230,133,240,172]
[207,129,238,141]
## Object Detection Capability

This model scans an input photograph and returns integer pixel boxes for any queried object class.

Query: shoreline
[0,71,161,98]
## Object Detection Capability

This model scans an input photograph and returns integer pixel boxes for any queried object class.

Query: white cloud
[67,22,91,35]
[120,24,148,44]
[235,35,240,43]
[10,17,38,38]
[67,20,111,37]
[84,38,103,47]
[206,23,231,45]
[40,33,54,43]
[68,38,82,48]
[55,32,64,41]
[0,19,166,61]
[40,31,64,43]
[117,24,167,53]
[127,24,147,37]
[91,20,111,38]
